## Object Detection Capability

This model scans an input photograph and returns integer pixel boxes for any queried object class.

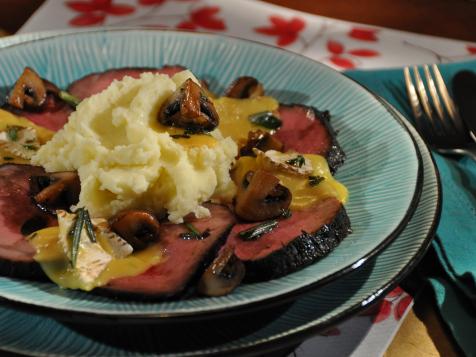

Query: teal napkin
[345,60,476,357]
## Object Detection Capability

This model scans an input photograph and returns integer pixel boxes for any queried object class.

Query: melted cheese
[213,96,279,144]
[232,153,348,210]
[30,227,164,291]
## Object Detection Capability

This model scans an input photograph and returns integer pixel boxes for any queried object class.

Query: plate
[0,29,421,319]
[0,98,440,356]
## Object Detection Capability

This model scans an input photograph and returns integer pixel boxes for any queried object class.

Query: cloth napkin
[345,60,476,356]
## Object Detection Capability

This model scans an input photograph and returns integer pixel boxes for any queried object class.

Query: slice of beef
[227,198,351,281]
[105,204,235,298]
[68,66,186,100]
[275,104,346,173]
[0,164,56,279]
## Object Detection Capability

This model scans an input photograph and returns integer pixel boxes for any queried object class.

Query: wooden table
[0,1,471,356]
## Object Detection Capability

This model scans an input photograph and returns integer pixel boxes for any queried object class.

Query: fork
[404,64,476,161]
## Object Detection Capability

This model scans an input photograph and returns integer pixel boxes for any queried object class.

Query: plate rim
[0,28,423,320]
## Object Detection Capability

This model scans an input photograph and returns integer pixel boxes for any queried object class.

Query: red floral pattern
[176,6,226,31]
[66,0,135,26]
[358,287,413,324]
[255,15,306,47]
[325,39,380,69]
[467,45,476,54]
[349,27,379,42]
[394,295,412,320]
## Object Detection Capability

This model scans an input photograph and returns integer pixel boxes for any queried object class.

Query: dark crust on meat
[280,103,346,174]
[0,258,47,281]
[66,65,186,93]
[95,224,233,301]
[243,206,351,282]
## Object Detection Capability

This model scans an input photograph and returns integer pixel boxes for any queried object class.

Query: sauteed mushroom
[158,79,219,132]
[224,76,264,98]
[239,130,284,157]
[30,171,80,213]
[8,67,47,110]
[235,170,292,221]
[197,246,245,297]
[110,210,161,250]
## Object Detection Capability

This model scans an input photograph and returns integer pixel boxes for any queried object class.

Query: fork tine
[431,64,467,136]
[404,67,423,121]
[412,66,434,121]
[423,65,445,122]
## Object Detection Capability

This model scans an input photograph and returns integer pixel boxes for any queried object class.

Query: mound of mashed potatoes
[32,71,237,223]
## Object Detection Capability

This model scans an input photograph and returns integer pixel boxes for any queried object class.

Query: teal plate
[0,99,439,356]
[0,29,421,319]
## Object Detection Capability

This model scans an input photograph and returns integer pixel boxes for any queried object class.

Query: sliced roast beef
[68,66,186,100]
[275,105,346,173]
[105,204,235,297]
[226,198,351,281]
[0,164,57,279]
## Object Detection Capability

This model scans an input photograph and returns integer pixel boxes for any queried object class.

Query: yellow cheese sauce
[213,96,279,144]
[0,109,54,164]
[232,154,348,210]
[30,227,163,291]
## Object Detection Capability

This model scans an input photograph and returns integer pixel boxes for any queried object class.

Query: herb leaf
[59,91,81,108]
[170,133,191,139]
[69,208,85,268]
[180,222,209,240]
[280,209,292,219]
[249,112,282,130]
[83,209,96,243]
[3,156,14,161]
[308,175,325,187]
[238,220,278,241]
[286,155,305,168]
[6,126,19,141]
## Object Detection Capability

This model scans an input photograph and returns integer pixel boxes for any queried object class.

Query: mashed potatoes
[32,71,237,223]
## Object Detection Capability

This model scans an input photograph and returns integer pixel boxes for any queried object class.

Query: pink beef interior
[106,204,235,296]
[68,66,186,100]
[275,105,331,155]
[0,164,57,262]
[228,198,341,262]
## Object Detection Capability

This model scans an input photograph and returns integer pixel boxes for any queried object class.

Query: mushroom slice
[109,210,161,250]
[224,76,264,98]
[239,130,284,157]
[8,67,47,110]
[30,171,81,213]
[254,149,313,176]
[235,169,292,222]
[197,246,245,297]
[158,79,219,132]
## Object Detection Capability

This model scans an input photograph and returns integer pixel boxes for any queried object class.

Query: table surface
[0,1,470,356]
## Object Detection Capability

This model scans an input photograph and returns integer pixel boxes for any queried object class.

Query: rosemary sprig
[308,175,325,187]
[59,91,81,108]
[286,155,305,168]
[83,209,97,243]
[69,208,85,268]
[238,220,278,241]
[249,111,282,130]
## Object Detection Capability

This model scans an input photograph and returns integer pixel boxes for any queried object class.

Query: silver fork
[404,64,476,161]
